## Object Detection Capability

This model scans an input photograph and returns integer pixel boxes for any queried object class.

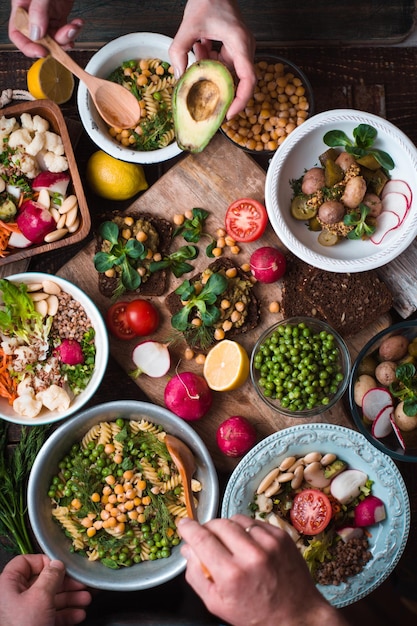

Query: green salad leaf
[323,123,395,171]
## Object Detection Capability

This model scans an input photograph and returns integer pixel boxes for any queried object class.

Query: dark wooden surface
[1,43,417,624]
[0,1,416,46]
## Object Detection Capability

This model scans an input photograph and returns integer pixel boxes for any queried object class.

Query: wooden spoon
[15,7,141,129]
[165,434,213,580]
[165,434,197,519]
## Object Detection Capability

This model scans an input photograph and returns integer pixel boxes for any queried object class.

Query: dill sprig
[0,422,51,554]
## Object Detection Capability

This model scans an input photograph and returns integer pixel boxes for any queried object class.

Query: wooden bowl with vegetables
[0,99,90,266]
[348,319,417,462]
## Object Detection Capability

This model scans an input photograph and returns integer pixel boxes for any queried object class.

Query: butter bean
[42,279,61,295]
[59,195,78,214]
[290,465,304,490]
[34,299,48,317]
[264,478,283,498]
[29,291,49,301]
[277,471,294,483]
[303,452,322,465]
[44,228,68,243]
[47,294,59,316]
[320,453,337,466]
[65,206,79,228]
[279,456,296,471]
[37,188,50,209]
[256,467,280,494]
[26,282,44,292]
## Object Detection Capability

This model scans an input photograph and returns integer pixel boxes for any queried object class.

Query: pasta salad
[107,58,177,151]
[48,417,201,569]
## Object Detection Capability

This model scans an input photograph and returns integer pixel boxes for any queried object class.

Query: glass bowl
[220,54,314,157]
[250,316,351,418]
[348,320,417,462]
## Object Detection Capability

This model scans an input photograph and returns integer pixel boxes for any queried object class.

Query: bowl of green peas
[250,317,351,417]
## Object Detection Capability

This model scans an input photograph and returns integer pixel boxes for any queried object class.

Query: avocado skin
[173,59,234,154]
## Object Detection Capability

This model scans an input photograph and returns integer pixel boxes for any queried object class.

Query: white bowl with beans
[220,55,314,155]
[0,272,109,425]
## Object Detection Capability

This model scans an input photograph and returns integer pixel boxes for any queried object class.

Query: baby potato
[375,361,397,386]
[301,167,325,195]
[318,200,345,225]
[379,335,409,361]
[341,175,367,209]
[394,401,417,432]
[335,151,357,172]
[363,192,383,217]
[354,374,377,407]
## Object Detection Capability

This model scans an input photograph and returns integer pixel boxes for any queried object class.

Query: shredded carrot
[0,348,18,405]
[0,220,23,257]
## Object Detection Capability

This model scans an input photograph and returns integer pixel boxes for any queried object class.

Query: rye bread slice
[165,257,260,350]
[281,254,393,337]
[95,211,173,299]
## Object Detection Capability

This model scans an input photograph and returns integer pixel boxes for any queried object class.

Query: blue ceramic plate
[221,423,410,608]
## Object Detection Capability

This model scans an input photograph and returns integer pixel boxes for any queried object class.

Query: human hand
[179,514,349,626]
[169,0,256,118]
[0,554,91,626]
[9,0,83,58]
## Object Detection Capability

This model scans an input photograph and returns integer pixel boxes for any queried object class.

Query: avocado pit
[187,79,220,122]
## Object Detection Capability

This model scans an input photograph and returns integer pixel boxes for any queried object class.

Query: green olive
[318,230,339,246]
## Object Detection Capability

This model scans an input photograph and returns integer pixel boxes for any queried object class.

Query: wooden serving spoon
[165,434,213,581]
[15,7,141,129]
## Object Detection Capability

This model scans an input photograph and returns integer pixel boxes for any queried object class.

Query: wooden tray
[58,134,392,472]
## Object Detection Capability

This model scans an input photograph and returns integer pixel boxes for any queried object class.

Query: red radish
[32,171,71,196]
[371,404,394,439]
[216,416,257,457]
[381,191,409,224]
[354,495,386,527]
[330,469,368,504]
[336,526,364,542]
[16,199,56,243]
[56,339,84,365]
[390,415,406,450]
[7,230,32,249]
[361,387,393,422]
[249,246,286,283]
[131,341,170,378]
[370,211,400,244]
[164,372,212,421]
[382,179,412,207]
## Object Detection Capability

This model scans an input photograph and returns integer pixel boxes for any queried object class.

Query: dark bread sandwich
[95,211,173,299]
[165,257,260,351]
[281,253,393,337]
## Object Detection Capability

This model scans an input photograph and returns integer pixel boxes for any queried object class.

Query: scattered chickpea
[184,347,195,360]
[184,209,193,219]
[195,353,206,365]
[225,235,236,247]
[191,317,202,327]
[214,328,225,341]
[216,227,226,237]
[173,214,185,226]
[136,230,148,242]
[269,301,280,313]
[121,228,132,240]
[235,301,245,312]
[220,299,231,310]
[241,262,251,272]
[123,216,134,226]
[230,245,240,255]
[104,268,116,278]
[225,267,237,278]
[212,247,222,257]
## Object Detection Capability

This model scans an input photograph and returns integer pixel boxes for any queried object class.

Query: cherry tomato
[126,299,159,336]
[106,301,136,340]
[290,489,332,535]
[225,198,268,242]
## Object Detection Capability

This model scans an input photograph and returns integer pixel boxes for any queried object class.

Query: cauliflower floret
[20,113,34,131]
[17,376,36,397]
[8,128,33,149]
[32,115,50,133]
[42,151,68,173]
[25,132,45,157]
[13,394,43,418]
[36,384,71,412]
[11,151,40,179]
[0,115,18,137]
[44,131,64,155]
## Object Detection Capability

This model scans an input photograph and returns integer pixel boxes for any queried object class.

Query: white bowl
[221,423,410,608]
[0,272,109,425]
[265,109,417,272]
[28,400,219,590]
[77,33,195,165]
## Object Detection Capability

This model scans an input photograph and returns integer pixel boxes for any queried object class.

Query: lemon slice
[203,339,250,391]
[27,56,75,104]
[86,150,148,200]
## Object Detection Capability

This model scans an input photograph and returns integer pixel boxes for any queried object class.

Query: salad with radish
[250,450,386,585]
[289,123,412,247]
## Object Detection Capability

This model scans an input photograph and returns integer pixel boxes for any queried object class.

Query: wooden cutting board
[58,134,391,472]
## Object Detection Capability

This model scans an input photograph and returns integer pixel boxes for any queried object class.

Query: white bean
[59,195,77,214]
[42,279,61,295]
[44,228,68,243]
[256,467,280,494]
[303,452,322,465]
[47,295,59,316]
[279,456,296,471]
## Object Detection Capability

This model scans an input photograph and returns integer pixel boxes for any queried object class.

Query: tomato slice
[290,489,332,535]
[126,299,159,336]
[225,198,268,242]
[106,301,137,340]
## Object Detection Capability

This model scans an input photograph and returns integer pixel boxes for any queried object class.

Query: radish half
[361,387,393,422]
[131,341,170,378]
[330,469,368,504]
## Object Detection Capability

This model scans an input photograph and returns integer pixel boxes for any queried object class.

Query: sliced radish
[336,526,365,542]
[361,387,393,422]
[382,179,412,208]
[330,469,368,505]
[381,191,409,224]
[371,404,394,439]
[390,415,406,450]
[370,211,401,244]
[131,341,170,378]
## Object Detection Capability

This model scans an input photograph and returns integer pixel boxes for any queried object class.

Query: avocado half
[173,59,235,154]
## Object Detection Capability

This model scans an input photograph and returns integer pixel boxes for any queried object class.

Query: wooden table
[1,44,417,624]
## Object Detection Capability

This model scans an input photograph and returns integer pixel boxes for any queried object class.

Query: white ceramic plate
[265,109,417,271]
[221,422,410,608]
[77,33,195,165]
[0,272,109,425]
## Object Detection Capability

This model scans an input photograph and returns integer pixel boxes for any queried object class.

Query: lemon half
[203,339,250,391]
[27,56,74,104]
